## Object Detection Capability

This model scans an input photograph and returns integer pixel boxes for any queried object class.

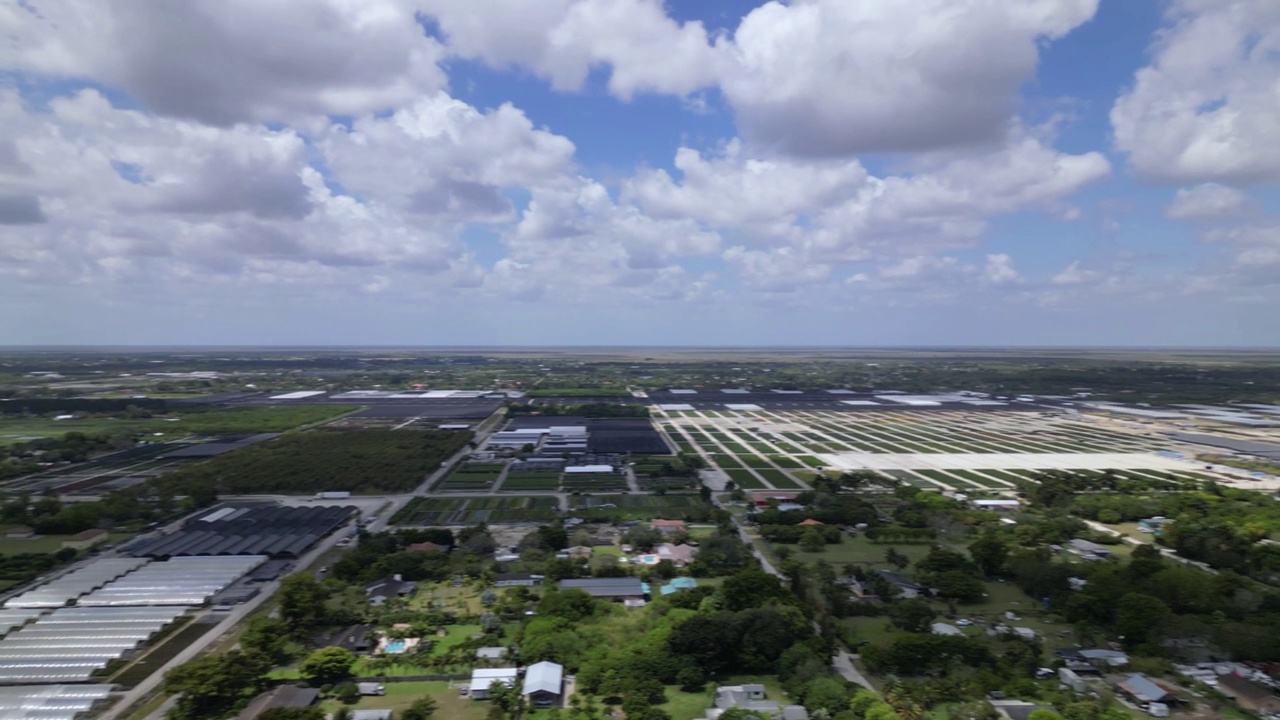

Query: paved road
[100,524,351,720]
[1081,519,1218,574]
[713,495,873,690]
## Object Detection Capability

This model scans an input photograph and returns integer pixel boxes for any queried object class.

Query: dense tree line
[506,402,649,417]
[1,485,181,535]
[152,429,473,495]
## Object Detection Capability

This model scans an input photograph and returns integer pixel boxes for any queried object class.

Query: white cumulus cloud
[1112,0,1280,184]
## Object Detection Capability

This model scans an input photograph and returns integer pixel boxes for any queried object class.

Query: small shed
[63,528,109,549]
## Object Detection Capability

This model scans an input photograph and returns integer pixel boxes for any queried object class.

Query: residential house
[659,577,699,596]
[874,570,926,599]
[797,519,824,526]
[405,541,449,553]
[365,575,416,606]
[751,493,798,508]
[654,542,697,567]
[1116,674,1179,707]
[61,528,108,550]
[495,573,543,588]
[563,546,594,558]
[1138,517,1175,536]
[332,624,375,653]
[714,684,777,716]
[468,668,519,700]
[1078,649,1130,667]
[707,685,807,720]
[559,577,646,601]
[475,647,508,663]
[356,683,385,696]
[1067,538,1112,560]
[522,660,564,708]
[651,519,687,535]
[3,527,34,539]
[351,711,392,720]
[931,623,963,636]
[972,499,1021,512]
[1218,674,1280,715]
[1012,627,1037,641]
[235,686,320,720]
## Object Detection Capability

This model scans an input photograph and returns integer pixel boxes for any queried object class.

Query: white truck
[313,491,352,499]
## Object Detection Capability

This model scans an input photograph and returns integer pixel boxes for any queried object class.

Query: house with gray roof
[558,577,646,601]
[522,660,564,708]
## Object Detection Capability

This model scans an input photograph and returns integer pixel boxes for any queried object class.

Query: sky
[2,0,1279,347]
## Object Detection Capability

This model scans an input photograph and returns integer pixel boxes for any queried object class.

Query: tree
[885,548,909,570]
[164,650,271,720]
[481,589,497,607]
[259,710,325,720]
[333,681,360,704]
[333,709,353,720]
[1025,711,1063,720]
[721,569,790,612]
[624,525,663,552]
[300,646,356,686]
[277,573,330,634]
[932,572,986,603]
[538,589,598,621]
[401,697,438,720]
[1114,592,1171,647]
[801,528,826,553]
[968,533,1009,577]
[888,599,937,633]
[803,677,850,715]
[240,616,291,664]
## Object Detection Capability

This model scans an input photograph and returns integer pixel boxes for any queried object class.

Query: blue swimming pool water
[385,640,406,653]
[640,554,658,563]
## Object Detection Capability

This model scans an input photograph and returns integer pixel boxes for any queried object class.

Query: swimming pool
[639,554,658,564]
[385,639,406,653]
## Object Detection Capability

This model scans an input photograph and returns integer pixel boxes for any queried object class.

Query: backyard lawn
[319,680,486,720]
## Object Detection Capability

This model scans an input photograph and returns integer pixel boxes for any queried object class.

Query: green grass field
[318,681,486,720]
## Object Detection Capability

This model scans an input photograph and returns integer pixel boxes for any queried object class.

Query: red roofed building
[751,493,798,507]
[798,519,824,526]
[406,541,448,553]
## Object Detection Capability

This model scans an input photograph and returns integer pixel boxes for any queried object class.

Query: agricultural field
[154,428,473,495]
[437,462,505,491]
[561,474,629,492]
[656,407,1229,493]
[568,493,711,521]
[499,471,561,491]
[391,496,559,525]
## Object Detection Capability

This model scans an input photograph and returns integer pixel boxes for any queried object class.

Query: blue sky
[1,0,1278,346]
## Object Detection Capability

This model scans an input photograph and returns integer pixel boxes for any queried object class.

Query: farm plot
[438,462,505,491]
[392,496,558,525]
[561,474,629,492]
[500,472,561,491]
[569,494,711,521]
